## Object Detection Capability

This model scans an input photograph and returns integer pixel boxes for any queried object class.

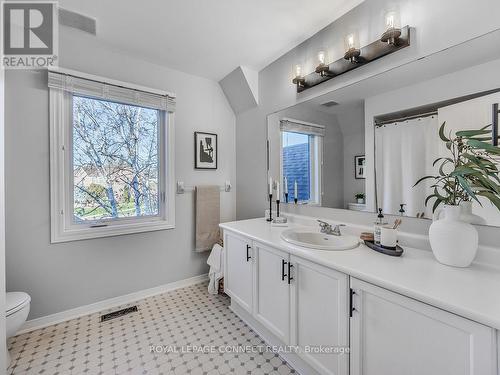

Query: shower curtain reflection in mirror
[375,115,439,219]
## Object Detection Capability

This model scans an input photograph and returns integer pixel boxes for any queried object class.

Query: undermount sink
[281,229,360,251]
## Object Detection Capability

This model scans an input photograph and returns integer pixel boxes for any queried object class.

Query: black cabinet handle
[246,245,251,261]
[281,259,288,281]
[349,289,356,317]
[287,263,294,284]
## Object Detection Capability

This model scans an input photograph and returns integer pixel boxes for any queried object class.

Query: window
[280,119,323,204]
[49,70,175,242]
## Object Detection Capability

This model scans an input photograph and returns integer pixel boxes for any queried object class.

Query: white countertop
[220,217,500,330]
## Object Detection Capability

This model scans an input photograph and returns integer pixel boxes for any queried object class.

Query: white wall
[5,27,236,319]
[0,57,7,369]
[336,104,365,207]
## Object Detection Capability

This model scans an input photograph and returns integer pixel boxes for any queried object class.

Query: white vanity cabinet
[253,242,290,343]
[223,227,498,375]
[224,232,253,313]
[349,278,497,375]
[290,255,349,375]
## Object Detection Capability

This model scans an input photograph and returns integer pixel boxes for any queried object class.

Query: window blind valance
[48,70,176,112]
[280,118,325,137]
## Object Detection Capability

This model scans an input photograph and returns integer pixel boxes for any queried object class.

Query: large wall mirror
[268,99,366,211]
[267,29,500,227]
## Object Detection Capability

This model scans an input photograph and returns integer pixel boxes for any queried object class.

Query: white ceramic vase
[459,201,487,225]
[429,205,478,267]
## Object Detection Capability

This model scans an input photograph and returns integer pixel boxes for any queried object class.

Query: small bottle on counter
[374,208,388,245]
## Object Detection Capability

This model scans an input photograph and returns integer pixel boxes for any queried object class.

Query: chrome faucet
[317,220,345,236]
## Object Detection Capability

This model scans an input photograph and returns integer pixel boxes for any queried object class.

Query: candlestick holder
[267,194,273,222]
[285,193,289,203]
[273,199,288,224]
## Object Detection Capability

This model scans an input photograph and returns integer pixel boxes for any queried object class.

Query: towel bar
[176,181,231,194]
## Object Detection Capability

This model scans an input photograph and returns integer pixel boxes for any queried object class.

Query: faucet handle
[333,224,346,235]
[317,219,330,228]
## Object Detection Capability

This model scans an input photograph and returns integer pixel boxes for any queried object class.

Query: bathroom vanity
[220,217,500,375]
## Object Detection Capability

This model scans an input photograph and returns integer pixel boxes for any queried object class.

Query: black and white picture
[355,155,366,179]
[195,132,218,169]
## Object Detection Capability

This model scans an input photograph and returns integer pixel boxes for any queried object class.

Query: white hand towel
[207,243,224,295]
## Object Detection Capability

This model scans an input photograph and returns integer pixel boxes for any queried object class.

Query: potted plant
[355,193,365,204]
[414,122,500,267]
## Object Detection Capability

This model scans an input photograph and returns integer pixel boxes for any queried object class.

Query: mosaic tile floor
[8,282,296,375]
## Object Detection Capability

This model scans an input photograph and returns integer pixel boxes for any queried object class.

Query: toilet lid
[6,292,30,316]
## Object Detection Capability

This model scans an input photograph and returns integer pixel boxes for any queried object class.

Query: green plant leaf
[476,191,500,211]
[438,122,450,142]
[432,197,444,213]
[457,176,481,205]
[424,194,438,206]
[467,139,500,155]
[413,175,436,187]
[455,129,492,137]
[432,157,453,167]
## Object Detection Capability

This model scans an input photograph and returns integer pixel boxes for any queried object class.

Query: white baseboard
[18,273,208,335]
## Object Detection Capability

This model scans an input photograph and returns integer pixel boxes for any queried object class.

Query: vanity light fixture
[291,23,411,93]
[292,63,306,88]
[344,33,361,63]
[315,49,333,77]
[381,10,402,45]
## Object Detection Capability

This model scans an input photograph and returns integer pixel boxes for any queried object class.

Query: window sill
[51,220,175,243]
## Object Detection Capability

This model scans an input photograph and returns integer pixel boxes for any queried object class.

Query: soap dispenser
[374,208,388,245]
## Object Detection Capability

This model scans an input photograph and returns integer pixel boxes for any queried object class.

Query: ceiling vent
[321,101,339,107]
[59,8,96,36]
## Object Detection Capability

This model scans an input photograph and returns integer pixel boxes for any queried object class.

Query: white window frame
[280,128,323,206]
[49,72,175,243]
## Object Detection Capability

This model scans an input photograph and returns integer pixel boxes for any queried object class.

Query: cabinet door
[254,242,290,343]
[224,232,253,313]
[290,255,349,375]
[350,278,496,375]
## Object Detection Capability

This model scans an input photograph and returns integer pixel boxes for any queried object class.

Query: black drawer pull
[281,259,288,281]
[246,245,251,261]
[287,263,294,284]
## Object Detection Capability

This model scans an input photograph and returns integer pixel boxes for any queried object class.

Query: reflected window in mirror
[281,128,322,205]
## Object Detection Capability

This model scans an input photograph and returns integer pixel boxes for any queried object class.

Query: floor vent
[100,306,138,322]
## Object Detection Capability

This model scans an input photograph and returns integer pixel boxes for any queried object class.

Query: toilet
[6,292,30,367]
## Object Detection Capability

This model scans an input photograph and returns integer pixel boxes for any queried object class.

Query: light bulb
[386,13,395,29]
[384,10,400,30]
[346,34,355,50]
[291,63,306,87]
[294,64,302,78]
[344,32,360,63]
[317,50,326,65]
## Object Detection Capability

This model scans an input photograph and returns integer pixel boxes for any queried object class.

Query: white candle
[294,181,298,199]
[276,182,280,201]
[284,177,288,194]
[269,177,273,195]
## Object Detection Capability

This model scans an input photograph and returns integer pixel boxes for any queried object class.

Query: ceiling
[58,0,364,81]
